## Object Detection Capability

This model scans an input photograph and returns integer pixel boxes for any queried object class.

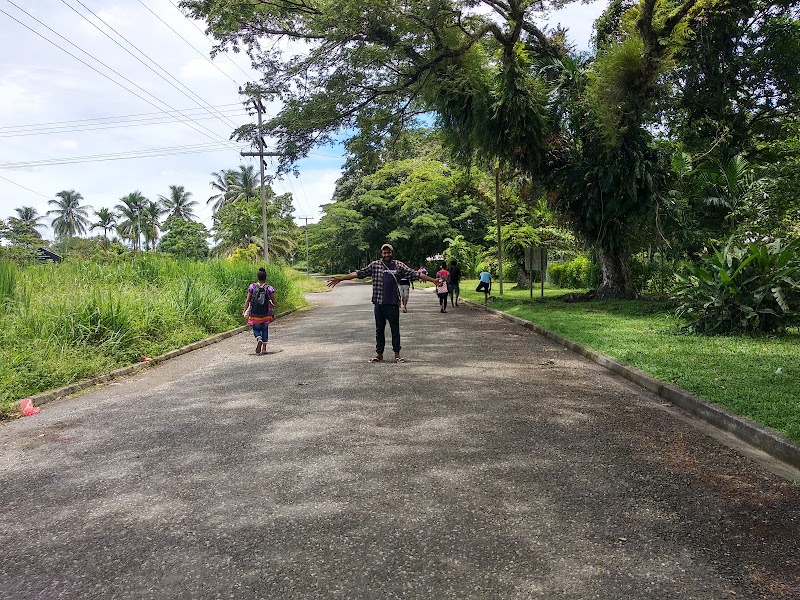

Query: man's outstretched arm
[327,272,359,288]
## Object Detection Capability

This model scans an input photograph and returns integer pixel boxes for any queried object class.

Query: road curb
[25,310,296,409]
[467,300,800,470]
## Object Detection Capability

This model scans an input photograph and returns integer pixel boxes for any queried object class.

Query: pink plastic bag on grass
[20,398,40,417]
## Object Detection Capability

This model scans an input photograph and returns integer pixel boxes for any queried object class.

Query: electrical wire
[62,0,240,131]
[164,0,254,81]
[0,142,241,168]
[1,2,238,149]
[0,104,243,131]
[139,0,242,87]
[0,110,247,138]
[0,174,52,199]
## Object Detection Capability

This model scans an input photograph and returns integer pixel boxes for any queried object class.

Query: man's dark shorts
[476,281,490,292]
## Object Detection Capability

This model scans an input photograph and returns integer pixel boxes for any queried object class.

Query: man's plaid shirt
[356,259,419,305]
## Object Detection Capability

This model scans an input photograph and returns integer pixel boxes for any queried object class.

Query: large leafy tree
[663,0,800,159]
[544,0,732,298]
[1,215,44,249]
[158,185,199,220]
[159,216,210,259]
[306,205,369,273]
[48,190,91,240]
[653,1,800,249]
[183,0,753,297]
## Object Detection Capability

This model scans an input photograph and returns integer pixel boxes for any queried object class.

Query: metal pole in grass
[298,216,311,275]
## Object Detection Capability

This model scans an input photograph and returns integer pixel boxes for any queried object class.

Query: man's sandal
[368,356,383,363]
[394,356,406,363]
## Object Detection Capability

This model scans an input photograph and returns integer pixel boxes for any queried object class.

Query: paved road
[1,282,798,600]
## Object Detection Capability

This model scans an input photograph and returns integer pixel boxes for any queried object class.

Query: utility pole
[240,92,282,263]
[298,216,311,275]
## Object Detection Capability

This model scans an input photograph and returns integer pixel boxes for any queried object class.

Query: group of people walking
[244,243,492,363]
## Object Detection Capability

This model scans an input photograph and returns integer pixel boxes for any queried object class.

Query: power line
[0,174,52,199]
[139,0,242,87]
[1,3,238,149]
[295,171,318,220]
[62,0,240,131]
[0,104,243,131]
[0,109,247,138]
[165,0,253,81]
[0,142,241,168]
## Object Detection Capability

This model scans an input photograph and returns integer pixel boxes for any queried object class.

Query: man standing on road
[327,244,441,363]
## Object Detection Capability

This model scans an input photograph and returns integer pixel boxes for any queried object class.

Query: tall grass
[0,260,16,308]
[0,255,308,416]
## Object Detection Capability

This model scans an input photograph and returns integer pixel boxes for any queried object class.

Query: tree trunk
[595,248,638,299]
[517,264,531,288]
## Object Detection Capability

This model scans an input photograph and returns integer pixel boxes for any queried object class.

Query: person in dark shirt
[448,260,462,307]
[398,274,412,313]
[327,244,440,363]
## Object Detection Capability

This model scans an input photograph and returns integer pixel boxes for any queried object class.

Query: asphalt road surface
[1,281,798,599]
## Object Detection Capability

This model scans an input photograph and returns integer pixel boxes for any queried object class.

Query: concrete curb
[466,300,800,470]
[25,310,296,409]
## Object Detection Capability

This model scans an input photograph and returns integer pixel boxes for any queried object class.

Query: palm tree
[141,200,165,250]
[115,191,147,250]
[158,185,198,220]
[230,164,260,203]
[48,190,91,239]
[14,206,47,231]
[91,207,117,244]
[697,154,768,232]
[207,169,236,212]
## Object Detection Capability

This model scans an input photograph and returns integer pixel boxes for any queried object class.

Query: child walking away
[435,263,450,313]
[242,267,276,355]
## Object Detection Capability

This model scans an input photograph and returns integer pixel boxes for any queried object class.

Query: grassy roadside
[0,257,320,419]
[459,280,800,443]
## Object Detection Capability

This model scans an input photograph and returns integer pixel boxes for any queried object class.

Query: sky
[0,0,608,240]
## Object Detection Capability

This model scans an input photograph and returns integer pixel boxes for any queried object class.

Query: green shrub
[631,254,684,297]
[548,255,599,289]
[674,238,800,334]
[548,262,565,287]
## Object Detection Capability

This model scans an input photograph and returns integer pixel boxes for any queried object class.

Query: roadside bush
[674,238,800,334]
[548,262,565,287]
[631,253,683,297]
[548,255,599,289]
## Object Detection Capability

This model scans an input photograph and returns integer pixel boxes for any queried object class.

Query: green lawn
[460,280,800,443]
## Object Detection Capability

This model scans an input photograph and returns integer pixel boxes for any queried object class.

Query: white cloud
[179,58,229,81]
